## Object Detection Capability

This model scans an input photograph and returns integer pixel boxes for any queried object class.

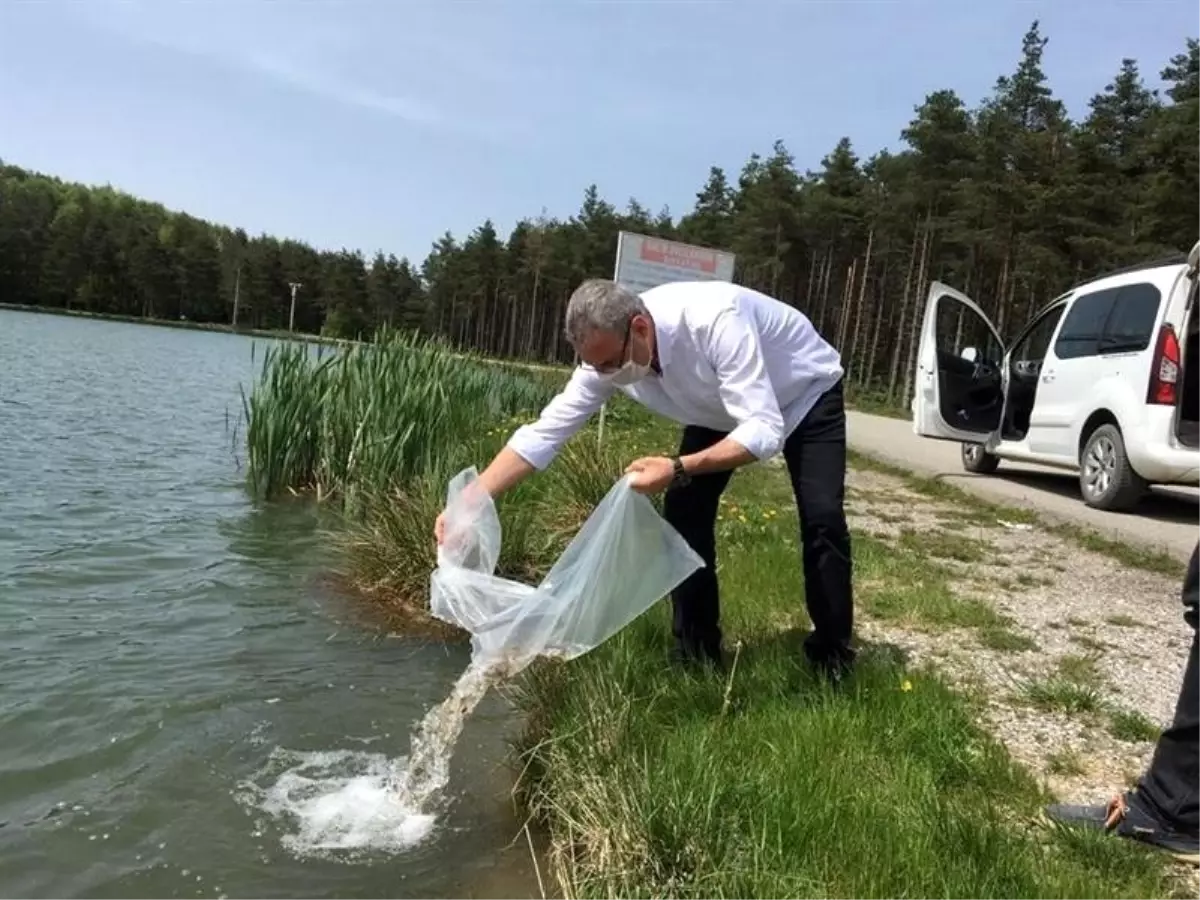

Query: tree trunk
[887,221,922,401]
[526,262,542,358]
[900,207,934,407]
[848,225,874,381]
[995,247,1011,337]
[865,246,891,390]
[816,246,835,336]
[837,258,856,350]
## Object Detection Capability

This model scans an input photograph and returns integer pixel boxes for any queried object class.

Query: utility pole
[288,282,302,332]
[232,264,242,327]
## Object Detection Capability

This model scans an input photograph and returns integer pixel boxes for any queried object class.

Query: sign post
[596,232,737,446]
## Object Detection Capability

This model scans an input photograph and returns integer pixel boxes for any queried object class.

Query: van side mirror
[960,346,978,363]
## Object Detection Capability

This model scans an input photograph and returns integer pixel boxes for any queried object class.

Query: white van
[911,241,1199,512]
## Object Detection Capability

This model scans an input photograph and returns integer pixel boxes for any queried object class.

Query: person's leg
[1134,542,1199,834]
[1046,544,1199,862]
[781,379,855,677]
[663,425,733,665]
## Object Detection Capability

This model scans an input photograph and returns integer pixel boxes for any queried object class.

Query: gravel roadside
[844,465,1192,814]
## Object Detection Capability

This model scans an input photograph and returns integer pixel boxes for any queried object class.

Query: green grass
[846,449,1187,580]
[1108,708,1163,744]
[334,405,641,621]
[1046,748,1087,777]
[845,531,1006,632]
[1070,632,1111,653]
[1023,678,1102,715]
[1047,524,1185,577]
[1105,613,1142,628]
[897,526,988,563]
[978,626,1040,652]
[1018,654,1107,717]
[1014,571,1052,588]
[511,458,1171,898]
[1056,653,1104,687]
[844,383,909,420]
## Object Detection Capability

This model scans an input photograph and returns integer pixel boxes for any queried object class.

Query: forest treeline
[1,23,1196,403]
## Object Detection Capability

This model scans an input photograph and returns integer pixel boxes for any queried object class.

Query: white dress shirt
[507,280,844,470]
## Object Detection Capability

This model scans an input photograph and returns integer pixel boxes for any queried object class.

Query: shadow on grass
[737,624,909,685]
[511,614,1175,899]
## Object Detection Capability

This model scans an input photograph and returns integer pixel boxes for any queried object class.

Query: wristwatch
[670,456,691,488]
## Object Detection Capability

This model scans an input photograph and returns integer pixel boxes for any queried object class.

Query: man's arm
[476,446,537,498]
[481,366,616,497]
[683,300,786,476]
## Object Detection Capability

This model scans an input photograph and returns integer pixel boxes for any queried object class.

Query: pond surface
[0,310,539,898]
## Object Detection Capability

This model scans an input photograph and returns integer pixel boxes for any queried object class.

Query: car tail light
[1147,323,1181,405]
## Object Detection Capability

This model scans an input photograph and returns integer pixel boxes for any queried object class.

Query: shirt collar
[645,294,674,372]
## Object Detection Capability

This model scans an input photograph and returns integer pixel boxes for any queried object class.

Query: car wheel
[961,443,1001,474]
[1079,424,1147,511]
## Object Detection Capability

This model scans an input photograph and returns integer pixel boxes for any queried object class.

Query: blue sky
[1,1,1195,266]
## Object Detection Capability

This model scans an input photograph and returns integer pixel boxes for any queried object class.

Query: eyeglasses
[584,318,633,375]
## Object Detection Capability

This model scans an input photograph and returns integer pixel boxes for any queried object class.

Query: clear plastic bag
[429,467,704,674]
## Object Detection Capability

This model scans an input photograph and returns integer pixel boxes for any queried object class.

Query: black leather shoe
[671,639,725,673]
[803,640,856,685]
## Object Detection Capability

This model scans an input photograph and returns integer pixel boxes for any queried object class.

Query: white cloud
[61,0,512,137]
[243,51,444,127]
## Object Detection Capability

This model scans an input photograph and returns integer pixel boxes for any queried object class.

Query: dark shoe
[1045,791,1199,864]
[671,638,725,673]
[811,655,854,687]
[803,638,856,686]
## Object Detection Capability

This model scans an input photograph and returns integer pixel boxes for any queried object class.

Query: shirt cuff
[506,426,560,471]
[726,419,784,462]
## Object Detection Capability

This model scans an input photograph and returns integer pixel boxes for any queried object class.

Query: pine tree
[3,22,1196,402]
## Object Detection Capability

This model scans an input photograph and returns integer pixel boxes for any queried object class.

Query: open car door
[912,281,1007,443]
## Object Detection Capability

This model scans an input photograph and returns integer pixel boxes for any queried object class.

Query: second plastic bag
[429,467,705,674]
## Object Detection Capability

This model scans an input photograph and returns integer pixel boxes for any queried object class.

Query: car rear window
[1101,283,1162,353]
[1054,282,1162,359]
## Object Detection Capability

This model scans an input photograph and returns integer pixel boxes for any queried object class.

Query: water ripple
[0,311,537,899]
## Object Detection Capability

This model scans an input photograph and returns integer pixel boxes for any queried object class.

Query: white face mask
[601,327,652,386]
[607,357,651,386]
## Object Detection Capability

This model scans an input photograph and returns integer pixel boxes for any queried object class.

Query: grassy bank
[239,332,591,629]
[0,300,360,348]
[508,435,1175,897]
[241,342,1175,896]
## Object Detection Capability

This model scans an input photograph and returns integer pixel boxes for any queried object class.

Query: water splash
[391,661,497,810]
[241,748,433,860]
[242,661,501,860]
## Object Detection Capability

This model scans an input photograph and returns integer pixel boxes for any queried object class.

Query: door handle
[1041,370,1056,383]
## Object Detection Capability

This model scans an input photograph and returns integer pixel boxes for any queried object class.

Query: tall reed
[240,328,555,502]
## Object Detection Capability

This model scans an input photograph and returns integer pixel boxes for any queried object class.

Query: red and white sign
[613,231,736,295]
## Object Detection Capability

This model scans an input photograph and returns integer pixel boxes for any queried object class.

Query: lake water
[0,310,541,899]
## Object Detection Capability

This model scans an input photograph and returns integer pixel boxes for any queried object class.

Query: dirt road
[846,411,1199,564]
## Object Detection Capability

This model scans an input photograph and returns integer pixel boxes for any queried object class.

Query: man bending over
[435,278,855,680]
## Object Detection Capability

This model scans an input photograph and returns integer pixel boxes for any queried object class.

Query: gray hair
[564,279,647,347]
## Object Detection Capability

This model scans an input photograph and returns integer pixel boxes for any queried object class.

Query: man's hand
[624,456,676,495]
[433,478,490,548]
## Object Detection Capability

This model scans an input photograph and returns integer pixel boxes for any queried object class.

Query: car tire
[1078,424,1147,511]
[961,443,1001,474]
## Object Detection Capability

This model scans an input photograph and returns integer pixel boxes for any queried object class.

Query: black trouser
[1137,543,1199,835]
[662,379,854,666]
